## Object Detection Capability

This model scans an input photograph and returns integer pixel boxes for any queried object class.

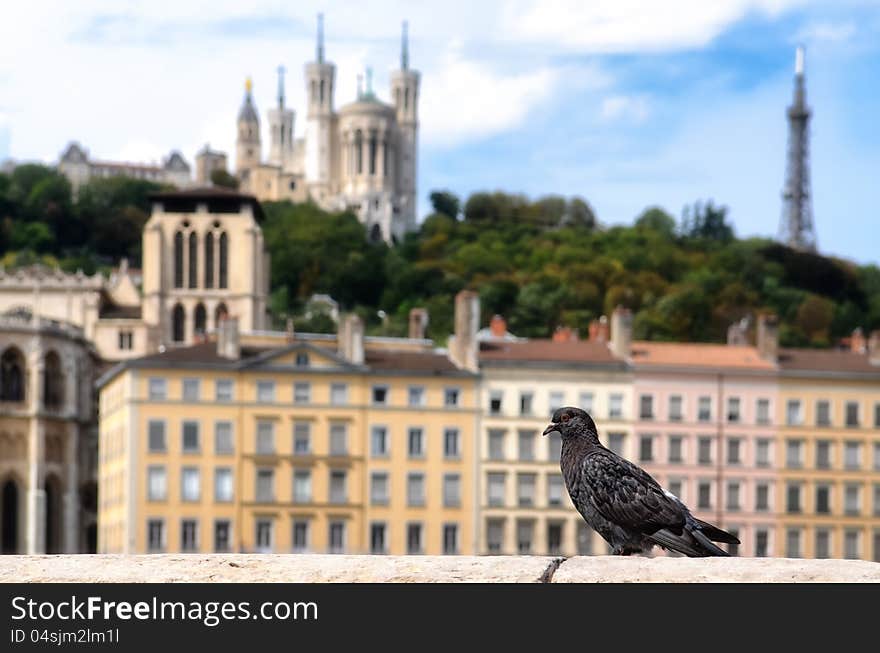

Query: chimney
[449,290,480,372]
[868,331,880,366]
[609,307,632,359]
[337,313,364,365]
[408,308,429,340]
[756,313,779,362]
[727,317,750,346]
[285,317,295,343]
[217,316,240,359]
[553,326,579,343]
[489,315,507,339]
[850,328,866,354]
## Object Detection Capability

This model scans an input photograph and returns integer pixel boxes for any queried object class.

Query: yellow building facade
[96,317,478,555]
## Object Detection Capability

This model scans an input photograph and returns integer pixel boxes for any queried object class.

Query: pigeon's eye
[561,414,570,423]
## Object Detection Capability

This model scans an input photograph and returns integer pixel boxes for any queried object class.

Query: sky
[1,1,879,264]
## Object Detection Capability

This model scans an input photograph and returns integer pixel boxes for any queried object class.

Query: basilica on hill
[214,16,420,243]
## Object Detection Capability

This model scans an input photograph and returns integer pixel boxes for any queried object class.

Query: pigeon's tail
[649,519,739,558]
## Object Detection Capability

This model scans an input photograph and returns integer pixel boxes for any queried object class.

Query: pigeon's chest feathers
[560,438,593,498]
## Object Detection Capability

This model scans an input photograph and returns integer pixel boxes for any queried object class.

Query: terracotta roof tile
[365,349,463,374]
[630,341,775,370]
[479,340,622,365]
[778,348,880,374]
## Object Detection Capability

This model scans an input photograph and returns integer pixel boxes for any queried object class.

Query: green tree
[211,169,240,189]
[429,190,460,219]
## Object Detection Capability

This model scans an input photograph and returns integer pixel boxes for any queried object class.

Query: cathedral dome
[238,78,259,124]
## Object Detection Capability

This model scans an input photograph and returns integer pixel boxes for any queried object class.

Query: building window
[148,377,167,400]
[147,466,167,501]
[519,391,534,416]
[578,524,593,555]
[668,436,683,463]
[329,470,347,504]
[214,520,230,553]
[698,396,711,422]
[517,473,536,507]
[639,435,653,462]
[117,330,134,350]
[609,394,623,419]
[194,303,206,336]
[489,390,503,415]
[293,469,311,503]
[204,232,214,288]
[874,483,880,517]
[255,519,272,553]
[786,439,803,468]
[547,523,563,555]
[371,385,388,405]
[518,430,534,461]
[816,440,832,469]
[295,352,309,367]
[407,523,423,554]
[181,519,198,552]
[516,520,534,554]
[444,387,460,407]
[667,479,683,501]
[443,474,461,507]
[755,529,769,557]
[187,232,198,288]
[844,441,861,470]
[371,426,389,457]
[727,397,741,423]
[786,400,802,426]
[443,524,459,555]
[549,391,564,414]
[874,443,880,471]
[579,392,594,414]
[727,438,741,465]
[668,395,683,422]
[256,420,275,454]
[698,482,712,509]
[488,430,505,460]
[756,438,771,467]
[370,473,390,506]
[171,304,185,343]
[218,232,228,289]
[215,379,233,402]
[147,519,165,553]
[487,520,504,554]
[815,484,831,514]
[173,231,184,288]
[330,383,348,405]
[181,467,200,502]
[698,437,712,465]
[292,520,310,553]
[487,473,506,507]
[182,421,200,452]
[548,432,562,460]
[726,482,740,511]
[293,382,310,404]
[256,380,275,403]
[370,523,387,554]
[293,422,310,455]
[444,428,460,459]
[844,530,860,560]
[756,398,770,424]
[213,467,232,502]
[816,400,831,426]
[329,422,347,455]
[148,420,166,452]
[845,484,861,515]
[875,403,880,428]
[639,394,654,420]
[755,483,770,511]
[407,427,424,458]
[182,378,200,402]
[548,474,564,506]
[786,482,802,513]
[328,521,346,554]
[845,401,860,428]
[726,528,740,556]
[608,433,625,457]
[815,529,831,559]
[408,386,425,407]
[256,469,274,502]
[786,528,801,558]
[407,473,425,506]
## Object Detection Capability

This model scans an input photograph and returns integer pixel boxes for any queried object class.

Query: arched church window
[355,130,363,175]
[204,232,214,289]
[369,132,377,176]
[43,351,63,410]
[218,232,229,289]
[0,347,25,402]
[320,79,325,104]
[404,87,409,111]
[188,232,198,288]
[194,303,207,336]
[172,304,186,343]
[173,231,184,288]
[311,81,316,102]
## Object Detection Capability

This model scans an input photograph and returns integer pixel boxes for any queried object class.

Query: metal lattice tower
[779,45,817,252]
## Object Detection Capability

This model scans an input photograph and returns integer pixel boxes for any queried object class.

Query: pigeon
[544,406,739,557]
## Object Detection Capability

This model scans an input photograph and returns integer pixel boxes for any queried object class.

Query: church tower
[236,77,261,174]
[390,21,420,233]
[268,66,295,170]
[304,13,336,201]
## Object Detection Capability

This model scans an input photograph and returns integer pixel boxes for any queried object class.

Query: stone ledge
[0,555,877,583]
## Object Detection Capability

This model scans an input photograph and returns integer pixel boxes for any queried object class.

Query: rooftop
[479,339,625,368]
[631,341,775,371]
[778,347,880,375]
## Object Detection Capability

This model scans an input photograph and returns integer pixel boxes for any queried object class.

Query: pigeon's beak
[542,423,558,437]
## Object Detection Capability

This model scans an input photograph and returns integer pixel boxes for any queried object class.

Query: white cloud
[600,95,651,123]
[796,21,857,43]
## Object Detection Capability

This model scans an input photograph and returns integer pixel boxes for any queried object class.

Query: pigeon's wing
[580,449,687,535]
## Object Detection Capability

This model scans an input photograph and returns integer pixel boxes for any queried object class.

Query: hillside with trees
[2,164,878,347]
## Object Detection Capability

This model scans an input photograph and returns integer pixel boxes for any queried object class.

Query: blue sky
[1,1,878,263]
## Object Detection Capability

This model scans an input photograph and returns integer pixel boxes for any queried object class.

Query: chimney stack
[757,313,779,362]
[868,330,880,366]
[449,290,480,372]
[489,315,507,339]
[850,328,866,354]
[553,326,579,343]
[217,316,240,359]
[727,317,750,346]
[408,308,429,340]
[286,317,295,343]
[337,313,364,365]
[589,316,609,343]
[610,306,632,359]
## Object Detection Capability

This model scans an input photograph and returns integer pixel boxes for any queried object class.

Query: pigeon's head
[543,406,597,440]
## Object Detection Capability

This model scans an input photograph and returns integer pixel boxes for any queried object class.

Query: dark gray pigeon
[544,406,739,557]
